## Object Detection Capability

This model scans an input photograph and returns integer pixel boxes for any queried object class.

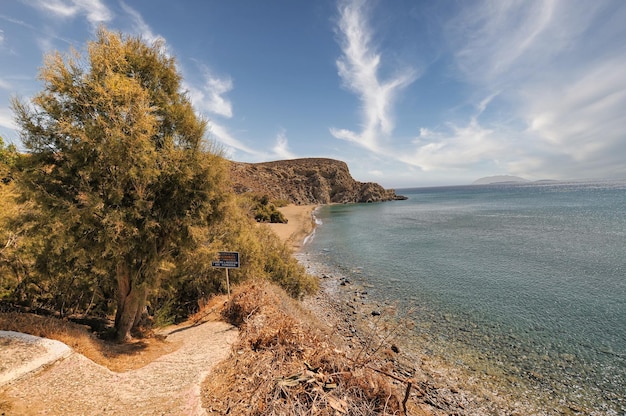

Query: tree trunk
[114,262,131,332]
[114,262,148,342]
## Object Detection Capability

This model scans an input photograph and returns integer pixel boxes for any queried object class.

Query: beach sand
[265,204,317,250]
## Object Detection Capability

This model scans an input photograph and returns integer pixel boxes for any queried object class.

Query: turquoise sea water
[305,180,626,414]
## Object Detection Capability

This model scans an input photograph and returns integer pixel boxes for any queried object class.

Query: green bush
[250,194,288,223]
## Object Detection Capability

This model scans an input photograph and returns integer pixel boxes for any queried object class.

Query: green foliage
[250,194,288,223]
[2,28,317,332]
[0,136,18,183]
[0,183,18,300]
[10,28,228,340]
[157,195,317,320]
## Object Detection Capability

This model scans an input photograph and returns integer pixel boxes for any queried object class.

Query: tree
[0,136,18,183]
[12,28,227,341]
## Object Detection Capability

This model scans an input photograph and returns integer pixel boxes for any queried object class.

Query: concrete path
[0,321,237,415]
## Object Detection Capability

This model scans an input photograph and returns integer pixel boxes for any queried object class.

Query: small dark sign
[211,251,240,268]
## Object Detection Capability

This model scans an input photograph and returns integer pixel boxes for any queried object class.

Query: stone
[229,158,401,204]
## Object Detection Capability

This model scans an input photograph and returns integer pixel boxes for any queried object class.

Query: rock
[229,158,401,204]
[371,310,381,316]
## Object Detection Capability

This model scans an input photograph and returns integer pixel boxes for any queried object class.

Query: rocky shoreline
[275,203,602,415]
[288,206,553,416]
[297,251,495,415]
[296,249,562,415]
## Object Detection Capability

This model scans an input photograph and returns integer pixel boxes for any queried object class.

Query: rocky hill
[229,158,404,205]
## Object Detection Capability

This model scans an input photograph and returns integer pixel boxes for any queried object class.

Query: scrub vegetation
[0,28,422,416]
[0,28,316,341]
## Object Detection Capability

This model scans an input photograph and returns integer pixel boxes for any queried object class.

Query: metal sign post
[211,251,240,299]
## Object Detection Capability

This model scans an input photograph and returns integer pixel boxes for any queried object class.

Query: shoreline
[270,204,567,415]
[270,204,510,414]
[265,204,318,251]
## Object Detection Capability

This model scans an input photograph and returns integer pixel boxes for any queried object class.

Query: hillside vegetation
[0,28,442,416]
[0,29,316,341]
[0,27,401,342]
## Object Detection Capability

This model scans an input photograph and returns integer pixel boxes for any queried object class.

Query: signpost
[211,251,240,298]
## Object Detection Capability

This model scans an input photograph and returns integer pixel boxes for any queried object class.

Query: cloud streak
[29,0,112,27]
[401,0,626,181]
[119,1,162,45]
[185,65,233,119]
[330,0,417,152]
[272,129,296,160]
[0,107,17,130]
[401,118,506,173]
[207,123,257,158]
[208,123,297,161]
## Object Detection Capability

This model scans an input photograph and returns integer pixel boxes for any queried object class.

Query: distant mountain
[472,175,529,185]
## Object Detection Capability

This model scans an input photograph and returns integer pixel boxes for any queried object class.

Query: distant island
[472,175,529,185]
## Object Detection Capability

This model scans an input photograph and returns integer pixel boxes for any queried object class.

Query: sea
[303,179,626,414]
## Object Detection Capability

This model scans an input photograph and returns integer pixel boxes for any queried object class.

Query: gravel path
[1,321,237,415]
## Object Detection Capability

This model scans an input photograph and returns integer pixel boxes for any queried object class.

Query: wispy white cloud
[401,118,506,173]
[28,0,112,27]
[119,1,162,45]
[331,0,417,152]
[0,12,73,50]
[409,0,626,181]
[207,122,259,159]
[272,129,296,159]
[448,0,563,86]
[185,65,233,119]
[207,122,300,162]
[520,55,626,178]
[0,107,17,130]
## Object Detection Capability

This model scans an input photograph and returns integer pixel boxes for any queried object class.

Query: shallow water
[304,180,626,414]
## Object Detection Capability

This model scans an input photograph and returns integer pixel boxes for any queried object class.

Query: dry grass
[1,284,439,415]
[202,281,419,416]
[0,312,179,372]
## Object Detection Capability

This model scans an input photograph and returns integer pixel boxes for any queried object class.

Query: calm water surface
[305,180,626,414]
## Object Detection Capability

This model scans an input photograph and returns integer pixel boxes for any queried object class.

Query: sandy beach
[265,204,318,250]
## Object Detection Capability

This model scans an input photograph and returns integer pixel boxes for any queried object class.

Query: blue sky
[1,0,625,187]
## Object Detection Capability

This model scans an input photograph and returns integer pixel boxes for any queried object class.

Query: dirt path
[1,321,237,415]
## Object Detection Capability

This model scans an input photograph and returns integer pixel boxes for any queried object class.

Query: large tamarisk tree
[12,28,227,341]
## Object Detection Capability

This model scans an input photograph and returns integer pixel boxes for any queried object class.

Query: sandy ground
[265,204,317,250]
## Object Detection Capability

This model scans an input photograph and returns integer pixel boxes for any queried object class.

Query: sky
[1,0,626,188]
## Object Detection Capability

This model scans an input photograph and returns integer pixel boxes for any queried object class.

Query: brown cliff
[229,158,404,205]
